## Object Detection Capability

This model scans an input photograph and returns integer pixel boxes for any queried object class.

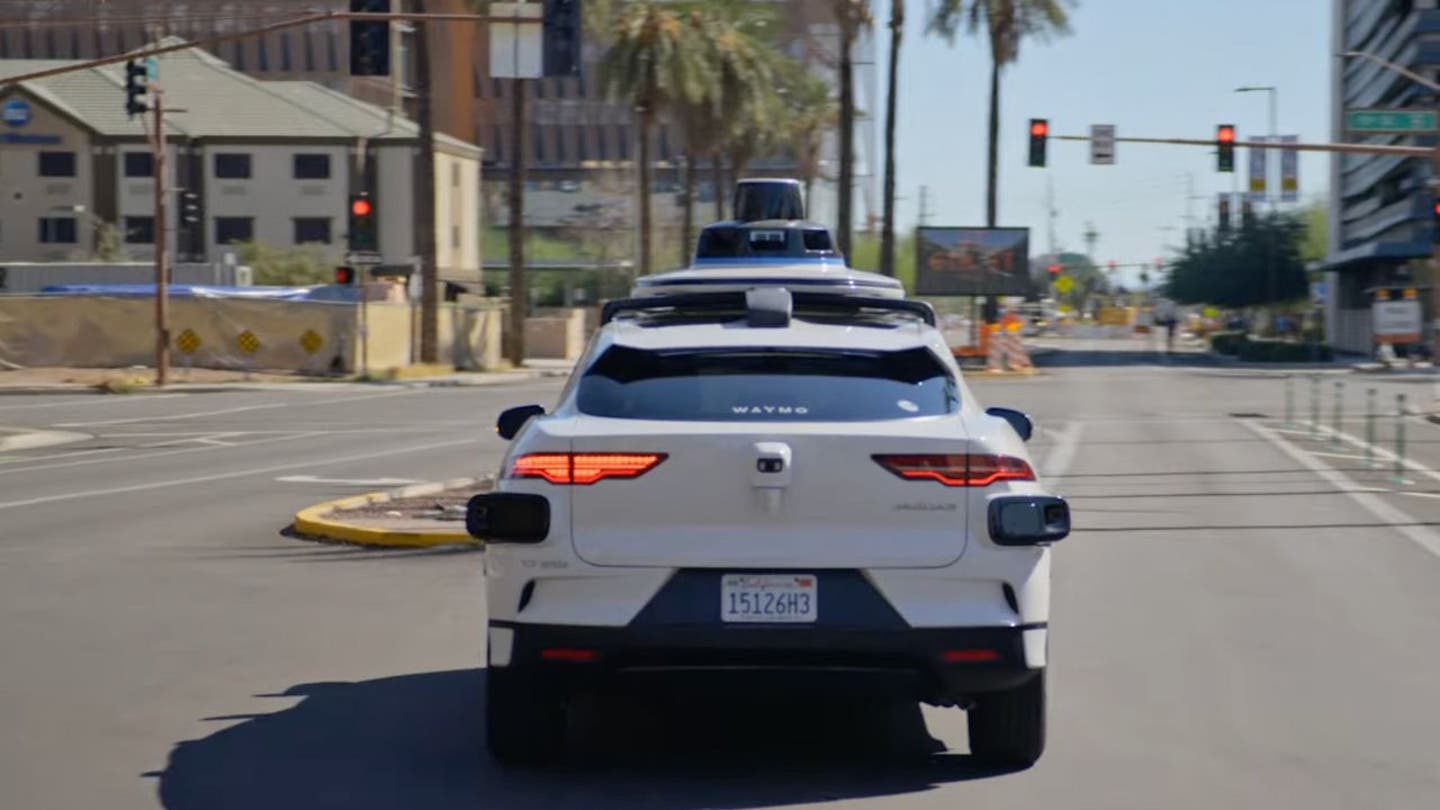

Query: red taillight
[507,453,666,485]
[540,648,600,662]
[940,649,1000,663]
[872,454,1035,487]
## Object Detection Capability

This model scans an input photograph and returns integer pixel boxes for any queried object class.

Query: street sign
[1344,109,1438,134]
[344,251,383,266]
[1247,136,1268,200]
[1090,124,1115,165]
[1279,135,1299,202]
[489,2,543,79]
[1373,298,1422,344]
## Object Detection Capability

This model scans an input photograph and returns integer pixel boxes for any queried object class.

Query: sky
[877,0,1330,287]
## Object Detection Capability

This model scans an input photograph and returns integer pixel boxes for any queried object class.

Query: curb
[291,476,488,549]
[0,428,92,452]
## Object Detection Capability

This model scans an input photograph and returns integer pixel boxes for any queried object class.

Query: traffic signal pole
[151,86,169,387]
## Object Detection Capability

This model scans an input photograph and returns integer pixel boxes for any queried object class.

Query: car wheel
[486,669,566,766]
[966,670,1045,767]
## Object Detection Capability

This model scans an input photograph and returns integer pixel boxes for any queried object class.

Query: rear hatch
[562,344,973,569]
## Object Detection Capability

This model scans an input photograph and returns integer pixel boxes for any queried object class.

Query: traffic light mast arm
[0,11,541,87]
[1048,133,1430,157]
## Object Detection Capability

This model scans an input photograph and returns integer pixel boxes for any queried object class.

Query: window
[214,216,254,244]
[326,30,338,71]
[577,347,960,422]
[303,30,316,71]
[38,217,77,244]
[123,216,155,244]
[280,32,292,71]
[293,217,331,244]
[232,38,246,70]
[123,152,153,178]
[213,153,252,179]
[38,151,76,177]
[292,154,331,179]
[257,34,269,71]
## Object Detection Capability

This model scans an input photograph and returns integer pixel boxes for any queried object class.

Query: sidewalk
[0,360,573,394]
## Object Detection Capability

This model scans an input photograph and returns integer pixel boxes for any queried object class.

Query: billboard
[914,227,1031,297]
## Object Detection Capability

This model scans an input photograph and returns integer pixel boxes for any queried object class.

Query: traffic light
[179,191,201,225]
[1431,199,1440,244]
[1047,263,1061,277]
[348,193,378,252]
[1218,193,1231,232]
[349,0,391,76]
[334,266,357,286]
[124,59,148,118]
[1216,124,1236,172]
[543,0,583,77]
[1028,119,1049,168]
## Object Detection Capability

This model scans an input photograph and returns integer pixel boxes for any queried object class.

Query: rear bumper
[488,621,1041,703]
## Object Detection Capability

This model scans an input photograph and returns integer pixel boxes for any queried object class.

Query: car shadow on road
[150,669,1016,810]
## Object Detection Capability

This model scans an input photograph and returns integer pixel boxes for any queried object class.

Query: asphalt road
[1,344,1439,809]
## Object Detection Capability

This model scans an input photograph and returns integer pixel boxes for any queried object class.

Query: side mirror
[496,404,545,440]
[466,493,551,543]
[986,406,1034,442]
[988,496,1070,546]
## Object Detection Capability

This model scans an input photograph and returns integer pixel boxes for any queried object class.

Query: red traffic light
[1433,201,1440,217]
[1047,263,1061,276]
[334,266,356,285]
[1217,125,1236,144]
[351,198,373,217]
[1030,120,1049,138]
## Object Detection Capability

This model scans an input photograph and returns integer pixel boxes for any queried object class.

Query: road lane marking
[0,432,319,477]
[1242,420,1440,560]
[52,389,420,428]
[0,437,479,511]
[0,393,185,412]
[1308,451,1374,461]
[274,475,422,486]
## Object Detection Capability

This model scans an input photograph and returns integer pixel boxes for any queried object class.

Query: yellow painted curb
[292,490,479,549]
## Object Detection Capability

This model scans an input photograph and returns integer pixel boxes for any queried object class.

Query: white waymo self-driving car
[467,218,1069,767]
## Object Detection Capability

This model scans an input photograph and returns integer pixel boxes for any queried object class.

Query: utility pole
[151,83,169,387]
[1046,175,1058,256]
[917,185,930,227]
[1083,221,1098,260]
[506,75,529,367]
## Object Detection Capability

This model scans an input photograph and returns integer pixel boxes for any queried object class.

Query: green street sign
[1344,109,1438,133]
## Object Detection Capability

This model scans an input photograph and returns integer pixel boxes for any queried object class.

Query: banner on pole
[1279,135,1299,202]
[1247,136,1268,201]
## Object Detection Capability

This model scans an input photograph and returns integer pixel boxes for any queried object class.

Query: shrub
[1235,339,1333,363]
[1209,331,1249,355]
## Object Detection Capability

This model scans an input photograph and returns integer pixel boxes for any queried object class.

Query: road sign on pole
[1344,109,1439,134]
[1090,124,1116,165]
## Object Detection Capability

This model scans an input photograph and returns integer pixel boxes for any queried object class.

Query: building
[1325,0,1440,354]
[0,0,479,141]
[0,40,483,283]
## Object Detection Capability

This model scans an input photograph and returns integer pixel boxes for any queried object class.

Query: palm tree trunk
[837,7,855,260]
[712,151,725,220]
[985,52,1000,228]
[681,150,697,265]
[880,0,903,277]
[637,107,653,275]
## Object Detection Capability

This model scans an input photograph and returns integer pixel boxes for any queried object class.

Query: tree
[781,72,837,217]
[233,240,330,286]
[599,1,712,275]
[832,0,871,259]
[879,0,904,276]
[930,0,1072,227]
[1163,213,1310,308]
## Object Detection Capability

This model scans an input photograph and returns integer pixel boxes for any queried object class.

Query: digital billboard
[914,227,1031,297]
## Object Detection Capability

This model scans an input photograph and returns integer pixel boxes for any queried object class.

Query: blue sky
[879,0,1330,285]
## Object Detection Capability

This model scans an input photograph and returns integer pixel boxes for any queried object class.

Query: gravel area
[331,481,494,522]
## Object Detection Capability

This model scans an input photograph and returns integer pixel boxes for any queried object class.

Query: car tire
[966,670,1045,767]
[486,669,566,766]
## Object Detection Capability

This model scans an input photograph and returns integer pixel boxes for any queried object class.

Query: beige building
[0,40,483,284]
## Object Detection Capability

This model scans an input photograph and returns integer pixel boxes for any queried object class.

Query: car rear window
[576,346,959,421]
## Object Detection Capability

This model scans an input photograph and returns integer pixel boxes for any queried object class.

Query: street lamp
[1235,86,1278,206]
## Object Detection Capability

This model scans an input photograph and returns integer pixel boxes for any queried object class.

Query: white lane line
[55,403,287,427]
[1296,419,1440,486]
[274,475,422,486]
[1041,421,1082,480]
[0,437,479,511]
[1308,451,1373,461]
[1242,420,1440,560]
[0,394,185,412]
[0,432,319,477]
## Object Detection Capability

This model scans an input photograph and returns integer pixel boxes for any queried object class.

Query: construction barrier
[985,321,1033,373]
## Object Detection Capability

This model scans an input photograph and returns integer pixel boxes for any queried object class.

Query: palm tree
[879,0,904,276]
[599,1,711,275]
[832,0,871,260]
[782,73,837,217]
[930,0,1072,227]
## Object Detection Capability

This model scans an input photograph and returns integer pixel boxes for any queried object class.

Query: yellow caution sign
[299,329,324,355]
[175,328,201,355]
[236,330,261,354]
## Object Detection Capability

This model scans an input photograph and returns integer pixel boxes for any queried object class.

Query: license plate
[721,574,817,623]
